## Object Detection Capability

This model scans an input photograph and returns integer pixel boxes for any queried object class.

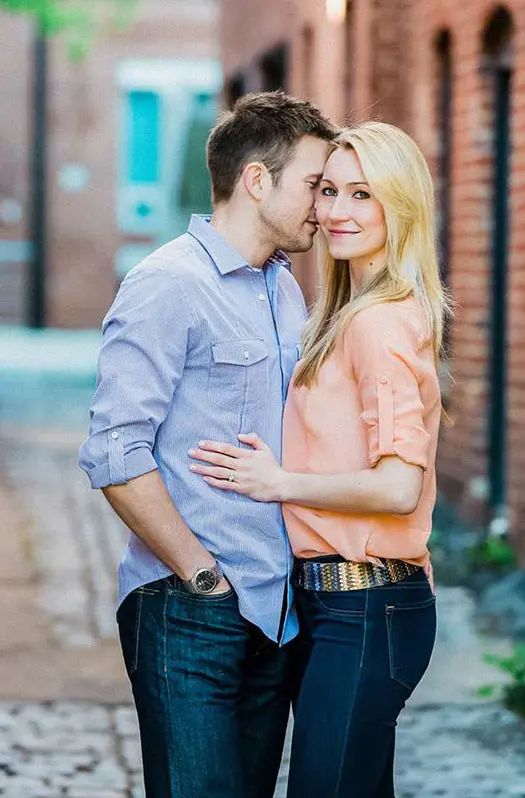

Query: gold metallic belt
[293,558,421,592]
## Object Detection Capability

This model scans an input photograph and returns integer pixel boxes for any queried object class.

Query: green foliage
[481,645,525,718]
[428,526,442,545]
[477,684,496,698]
[470,536,517,570]
[0,0,138,59]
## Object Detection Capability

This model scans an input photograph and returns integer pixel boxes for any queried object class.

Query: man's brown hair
[206,91,335,205]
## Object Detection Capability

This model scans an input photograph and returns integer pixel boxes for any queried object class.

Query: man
[79,91,334,798]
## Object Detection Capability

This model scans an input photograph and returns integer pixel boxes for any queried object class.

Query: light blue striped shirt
[79,215,307,643]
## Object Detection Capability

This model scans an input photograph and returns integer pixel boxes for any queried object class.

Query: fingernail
[199,440,207,447]
[188,449,196,456]
[189,464,198,471]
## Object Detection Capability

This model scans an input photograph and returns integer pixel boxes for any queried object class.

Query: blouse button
[111,431,119,439]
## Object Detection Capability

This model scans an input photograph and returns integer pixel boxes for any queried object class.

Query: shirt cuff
[83,447,159,489]
[369,423,431,469]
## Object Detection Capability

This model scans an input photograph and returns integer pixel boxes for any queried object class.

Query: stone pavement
[1,426,525,797]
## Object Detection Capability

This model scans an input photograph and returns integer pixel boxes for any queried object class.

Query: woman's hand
[188,433,286,502]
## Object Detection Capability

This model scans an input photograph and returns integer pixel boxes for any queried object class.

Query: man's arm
[103,471,230,589]
[80,265,229,591]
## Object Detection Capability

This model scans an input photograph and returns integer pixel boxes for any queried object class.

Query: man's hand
[211,576,233,594]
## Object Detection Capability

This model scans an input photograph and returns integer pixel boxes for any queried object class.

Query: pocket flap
[211,339,268,366]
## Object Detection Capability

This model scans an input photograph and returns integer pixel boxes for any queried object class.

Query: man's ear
[242,161,272,201]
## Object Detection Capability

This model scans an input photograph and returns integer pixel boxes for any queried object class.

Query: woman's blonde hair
[294,121,452,387]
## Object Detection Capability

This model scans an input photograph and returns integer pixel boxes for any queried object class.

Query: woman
[189,122,450,797]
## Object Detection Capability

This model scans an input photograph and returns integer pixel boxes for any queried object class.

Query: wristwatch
[182,563,223,595]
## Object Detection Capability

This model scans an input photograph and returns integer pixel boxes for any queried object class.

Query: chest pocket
[207,339,269,411]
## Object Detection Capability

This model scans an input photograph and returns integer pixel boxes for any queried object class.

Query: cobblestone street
[1,427,525,797]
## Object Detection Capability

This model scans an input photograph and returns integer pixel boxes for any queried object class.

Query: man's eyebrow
[306,173,323,180]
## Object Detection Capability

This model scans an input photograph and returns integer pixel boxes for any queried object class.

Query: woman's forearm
[279,458,423,515]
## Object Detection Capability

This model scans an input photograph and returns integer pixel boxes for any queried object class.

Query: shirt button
[244,351,250,360]
[257,293,266,301]
[111,431,119,439]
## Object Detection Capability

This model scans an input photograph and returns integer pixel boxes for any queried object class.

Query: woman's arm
[281,456,423,514]
[189,434,423,514]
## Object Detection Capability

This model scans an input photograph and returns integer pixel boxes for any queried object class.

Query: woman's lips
[328,229,359,236]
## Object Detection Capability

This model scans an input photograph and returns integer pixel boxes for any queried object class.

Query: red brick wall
[221,0,525,554]
[408,0,525,555]
[220,0,295,84]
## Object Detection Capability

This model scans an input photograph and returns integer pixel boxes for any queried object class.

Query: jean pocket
[167,580,236,603]
[315,590,367,617]
[386,595,437,692]
[116,590,143,679]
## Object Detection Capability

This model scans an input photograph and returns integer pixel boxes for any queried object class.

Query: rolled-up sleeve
[79,265,192,488]
[345,304,432,470]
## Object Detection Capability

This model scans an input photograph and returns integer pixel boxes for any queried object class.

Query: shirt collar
[187,214,292,275]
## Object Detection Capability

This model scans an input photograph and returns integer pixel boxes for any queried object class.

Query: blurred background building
[1,0,525,560]
[220,0,525,559]
[2,4,525,781]
[0,0,221,328]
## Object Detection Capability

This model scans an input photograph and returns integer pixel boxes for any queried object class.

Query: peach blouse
[282,297,441,567]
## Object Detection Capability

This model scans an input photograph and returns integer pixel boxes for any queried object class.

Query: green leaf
[0,0,139,54]
[477,684,496,697]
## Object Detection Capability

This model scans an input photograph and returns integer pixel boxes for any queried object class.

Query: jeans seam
[386,607,395,682]
[130,592,143,676]
[162,586,179,795]
[335,587,368,797]
[359,588,368,669]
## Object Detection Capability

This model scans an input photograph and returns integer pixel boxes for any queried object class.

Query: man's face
[258,135,331,253]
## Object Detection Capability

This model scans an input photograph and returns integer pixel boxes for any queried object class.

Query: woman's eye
[320,187,337,197]
[353,190,370,200]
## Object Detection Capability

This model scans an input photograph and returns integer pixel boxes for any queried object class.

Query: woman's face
[316,147,388,266]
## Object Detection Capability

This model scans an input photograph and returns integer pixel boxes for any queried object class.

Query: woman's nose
[328,196,352,221]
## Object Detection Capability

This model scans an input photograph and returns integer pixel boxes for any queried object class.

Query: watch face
[194,569,218,593]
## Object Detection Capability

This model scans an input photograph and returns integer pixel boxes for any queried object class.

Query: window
[178,92,217,214]
[302,26,314,98]
[227,74,246,107]
[344,1,354,122]
[126,91,161,184]
[481,7,514,520]
[260,45,288,92]
[116,59,222,243]
[435,31,452,290]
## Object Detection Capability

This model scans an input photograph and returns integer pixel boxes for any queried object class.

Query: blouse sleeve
[344,303,432,469]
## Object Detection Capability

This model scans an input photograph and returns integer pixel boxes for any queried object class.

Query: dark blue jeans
[287,568,437,798]
[117,576,292,798]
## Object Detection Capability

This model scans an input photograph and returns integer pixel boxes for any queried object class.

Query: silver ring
[228,471,236,483]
